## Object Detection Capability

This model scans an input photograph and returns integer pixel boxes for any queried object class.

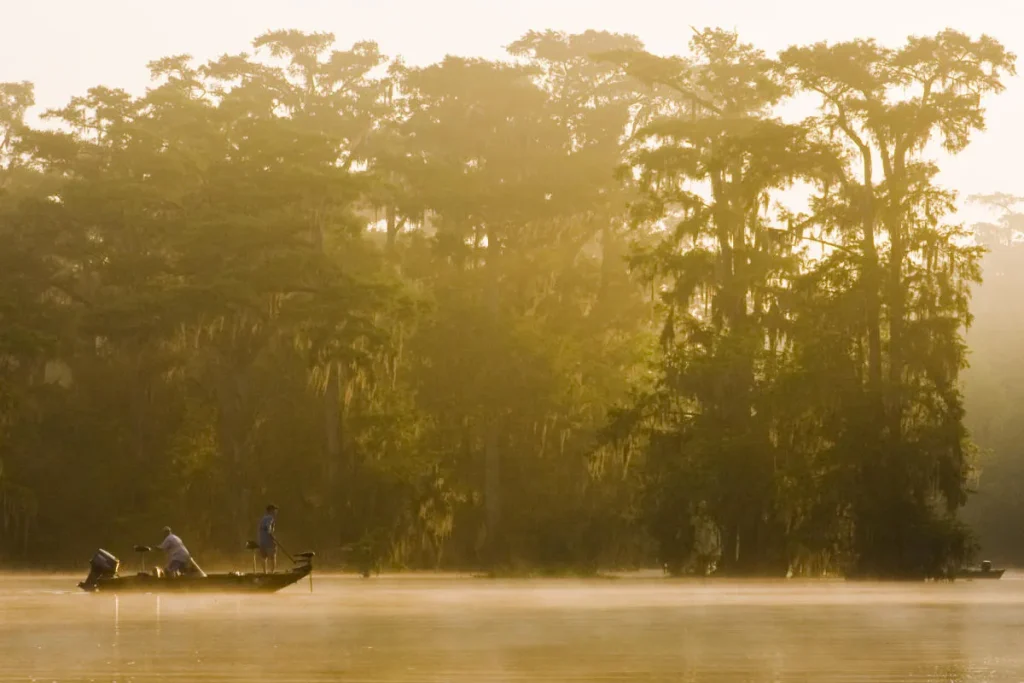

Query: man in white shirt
[158,526,194,576]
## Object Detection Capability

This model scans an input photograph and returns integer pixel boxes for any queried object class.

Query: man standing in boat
[259,504,279,573]
[158,526,195,576]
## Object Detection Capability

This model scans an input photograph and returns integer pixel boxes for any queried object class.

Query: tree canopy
[0,27,1015,579]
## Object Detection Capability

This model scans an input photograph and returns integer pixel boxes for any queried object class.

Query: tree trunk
[483,232,503,566]
[324,363,342,497]
[385,206,399,255]
[597,223,622,309]
[883,165,907,440]
[311,207,349,529]
[719,522,740,574]
[858,160,883,400]
[484,422,501,563]
[853,152,895,576]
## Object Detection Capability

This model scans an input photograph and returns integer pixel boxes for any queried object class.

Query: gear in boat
[78,544,316,593]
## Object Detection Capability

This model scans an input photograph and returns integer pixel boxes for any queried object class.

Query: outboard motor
[79,549,119,590]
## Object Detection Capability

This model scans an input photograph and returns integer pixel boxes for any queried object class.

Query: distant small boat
[957,560,1005,580]
[77,545,315,594]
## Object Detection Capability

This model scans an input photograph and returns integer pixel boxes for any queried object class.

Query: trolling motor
[293,551,316,592]
[79,549,120,591]
[270,536,316,591]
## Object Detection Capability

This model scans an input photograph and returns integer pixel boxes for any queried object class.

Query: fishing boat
[957,560,1005,580]
[78,543,315,594]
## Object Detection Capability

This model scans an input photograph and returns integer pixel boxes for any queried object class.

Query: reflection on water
[2,573,1023,682]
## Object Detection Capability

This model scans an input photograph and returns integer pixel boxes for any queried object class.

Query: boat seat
[245,541,260,551]
[134,545,152,553]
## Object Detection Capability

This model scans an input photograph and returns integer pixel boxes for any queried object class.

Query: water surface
[2,573,1022,682]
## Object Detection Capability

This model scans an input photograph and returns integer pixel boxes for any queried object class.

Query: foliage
[0,27,1012,578]
[960,194,1024,564]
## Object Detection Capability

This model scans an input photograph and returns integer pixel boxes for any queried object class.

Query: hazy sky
[2,0,1021,216]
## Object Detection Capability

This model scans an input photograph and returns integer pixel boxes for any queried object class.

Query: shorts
[259,546,276,559]
[166,559,191,574]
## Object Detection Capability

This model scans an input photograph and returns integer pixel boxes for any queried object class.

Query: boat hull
[957,569,1005,580]
[79,566,311,594]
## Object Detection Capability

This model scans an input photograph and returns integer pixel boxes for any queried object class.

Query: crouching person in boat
[158,526,200,577]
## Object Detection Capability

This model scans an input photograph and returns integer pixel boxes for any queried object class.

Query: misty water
[3,573,1024,682]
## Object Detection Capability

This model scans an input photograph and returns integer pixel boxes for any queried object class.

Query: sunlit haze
[5,2,1024,681]
[3,0,1021,211]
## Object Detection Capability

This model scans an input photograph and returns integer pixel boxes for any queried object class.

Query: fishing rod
[272,536,295,563]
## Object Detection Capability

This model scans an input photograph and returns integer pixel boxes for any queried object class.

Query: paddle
[188,557,208,578]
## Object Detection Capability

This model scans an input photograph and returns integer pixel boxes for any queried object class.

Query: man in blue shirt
[258,504,279,573]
